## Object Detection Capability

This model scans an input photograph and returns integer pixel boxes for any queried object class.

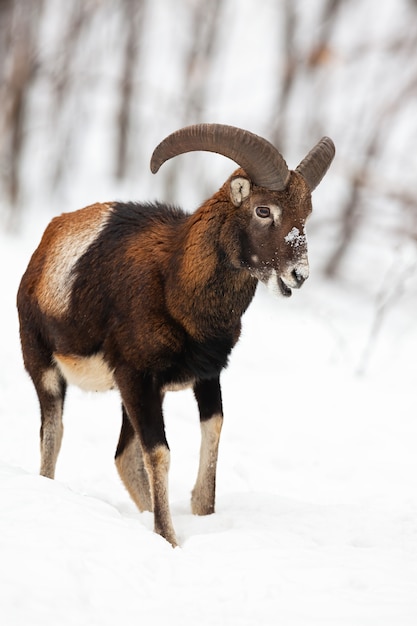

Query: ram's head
[151,124,335,296]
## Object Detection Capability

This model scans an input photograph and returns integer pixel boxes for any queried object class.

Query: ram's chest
[161,332,236,383]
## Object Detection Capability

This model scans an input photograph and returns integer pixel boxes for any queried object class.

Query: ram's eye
[255,206,271,218]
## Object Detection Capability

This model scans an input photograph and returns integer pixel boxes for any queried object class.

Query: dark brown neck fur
[165,188,257,340]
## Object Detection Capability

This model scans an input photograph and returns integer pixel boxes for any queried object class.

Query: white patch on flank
[53,353,116,392]
[285,227,307,248]
[39,213,110,316]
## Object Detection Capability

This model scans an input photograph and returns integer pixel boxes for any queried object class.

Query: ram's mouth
[265,270,294,298]
[278,277,292,297]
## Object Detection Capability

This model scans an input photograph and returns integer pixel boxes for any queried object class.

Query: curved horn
[150,124,290,191]
[295,137,335,192]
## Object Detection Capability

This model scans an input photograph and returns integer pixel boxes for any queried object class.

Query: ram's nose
[283,260,309,289]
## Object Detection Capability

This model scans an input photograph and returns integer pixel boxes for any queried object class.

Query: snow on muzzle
[271,226,310,297]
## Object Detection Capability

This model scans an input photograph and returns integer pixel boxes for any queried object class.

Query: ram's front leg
[116,368,177,547]
[192,377,223,516]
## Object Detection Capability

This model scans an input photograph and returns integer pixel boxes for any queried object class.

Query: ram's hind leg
[37,366,66,479]
[18,319,66,479]
[192,378,223,516]
[115,406,152,513]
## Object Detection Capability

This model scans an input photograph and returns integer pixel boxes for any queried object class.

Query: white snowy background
[1,0,417,624]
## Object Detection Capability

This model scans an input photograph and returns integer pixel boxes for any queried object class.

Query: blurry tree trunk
[115,0,145,179]
[162,0,222,201]
[272,0,341,148]
[0,0,43,223]
[325,67,417,277]
[183,0,222,121]
[49,3,92,192]
[271,0,296,148]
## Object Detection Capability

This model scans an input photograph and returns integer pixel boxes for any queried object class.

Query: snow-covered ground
[1,219,417,626]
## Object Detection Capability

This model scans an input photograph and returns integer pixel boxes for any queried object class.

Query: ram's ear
[230,177,251,207]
